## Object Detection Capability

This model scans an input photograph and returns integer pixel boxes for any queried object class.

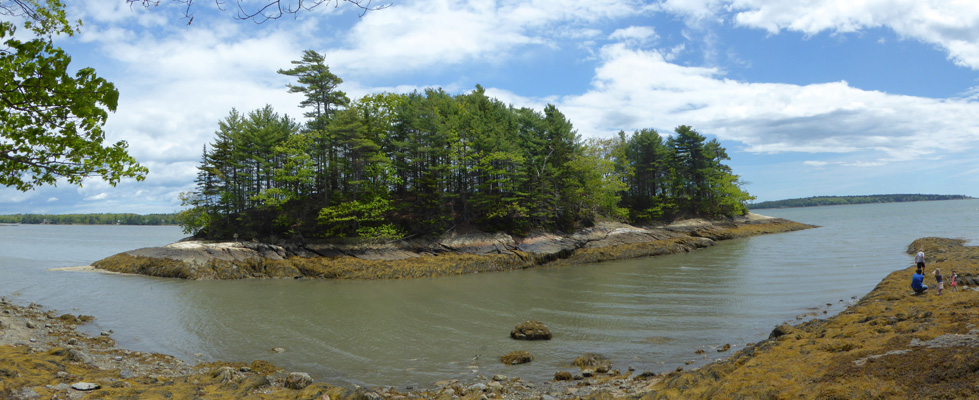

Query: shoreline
[90,214,815,280]
[4,237,973,398]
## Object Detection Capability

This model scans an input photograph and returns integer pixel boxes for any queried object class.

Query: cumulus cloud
[555,44,979,167]
[657,0,979,70]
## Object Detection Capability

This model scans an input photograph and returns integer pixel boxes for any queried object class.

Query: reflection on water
[1,199,977,387]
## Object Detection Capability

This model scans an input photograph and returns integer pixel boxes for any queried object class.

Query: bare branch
[128,0,390,24]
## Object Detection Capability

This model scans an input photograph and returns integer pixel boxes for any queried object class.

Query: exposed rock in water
[510,320,552,340]
[573,353,611,370]
[500,350,534,365]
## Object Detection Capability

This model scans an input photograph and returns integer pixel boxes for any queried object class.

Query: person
[915,249,926,269]
[934,268,944,295]
[950,270,958,292]
[911,268,928,295]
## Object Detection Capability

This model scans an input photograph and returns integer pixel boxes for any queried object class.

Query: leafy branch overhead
[129,0,390,23]
[0,1,146,191]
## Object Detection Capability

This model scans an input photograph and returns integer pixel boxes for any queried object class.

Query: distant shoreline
[749,194,973,209]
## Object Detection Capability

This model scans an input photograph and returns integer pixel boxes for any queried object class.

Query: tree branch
[129,0,390,24]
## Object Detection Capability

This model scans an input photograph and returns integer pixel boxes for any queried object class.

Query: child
[934,268,944,295]
[950,270,958,292]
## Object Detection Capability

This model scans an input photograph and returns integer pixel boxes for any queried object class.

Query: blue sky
[3,0,979,214]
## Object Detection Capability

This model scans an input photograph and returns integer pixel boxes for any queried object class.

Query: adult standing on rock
[915,249,926,269]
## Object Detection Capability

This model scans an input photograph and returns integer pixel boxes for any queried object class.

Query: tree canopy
[1,0,147,191]
[177,50,755,240]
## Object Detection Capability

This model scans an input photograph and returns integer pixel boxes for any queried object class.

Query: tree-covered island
[177,50,755,242]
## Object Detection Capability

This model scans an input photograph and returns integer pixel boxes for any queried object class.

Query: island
[749,194,972,209]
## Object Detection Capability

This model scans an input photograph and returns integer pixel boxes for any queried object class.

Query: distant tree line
[748,194,972,209]
[0,213,177,225]
[177,50,754,240]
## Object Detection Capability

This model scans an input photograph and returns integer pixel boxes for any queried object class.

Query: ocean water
[1,199,976,387]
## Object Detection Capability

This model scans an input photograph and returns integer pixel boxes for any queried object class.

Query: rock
[272,347,286,353]
[769,323,794,340]
[240,374,270,392]
[486,381,504,394]
[13,388,40,399]
[100,331,111,336]
[211,366,237,383]
[285,372,313,390]
[581,369,595,377]
[510,320,552,340]
[492,374,507,381]
[573,353,611,370]
[500,350,534,365]
[70,382,101,391]
[65,349,93,364]
[718,343,731,352]
[25,321,36,329]
[554,371,573,381]
[469,383,488,392]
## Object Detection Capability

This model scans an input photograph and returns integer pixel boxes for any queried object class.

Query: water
[1,199,977,388]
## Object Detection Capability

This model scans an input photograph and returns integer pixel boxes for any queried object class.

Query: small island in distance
[749,194,974,209]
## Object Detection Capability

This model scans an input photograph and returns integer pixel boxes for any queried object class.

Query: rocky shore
[6,234,977,399]
[91,214,813,280]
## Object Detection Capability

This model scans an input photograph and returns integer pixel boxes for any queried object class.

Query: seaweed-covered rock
[500,350,534,365]
[510,320,552,340]
[573,353,611,370]
[285,372,313,390]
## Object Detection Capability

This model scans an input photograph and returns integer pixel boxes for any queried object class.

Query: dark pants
[913,285,928,294]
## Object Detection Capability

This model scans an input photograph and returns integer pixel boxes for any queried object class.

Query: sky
[3,0,979,214]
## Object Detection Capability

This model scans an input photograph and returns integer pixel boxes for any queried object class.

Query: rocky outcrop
[92,214,814,280]
[510,321,552,340]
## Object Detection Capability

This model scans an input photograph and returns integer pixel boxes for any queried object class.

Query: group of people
[911,249,958,295]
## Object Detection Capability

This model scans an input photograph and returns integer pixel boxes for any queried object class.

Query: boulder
[554,371,573,381]
[500,350,534,365]
[285,372,313,390]
[510,320,552,340]
[573,353,611,370]
[769,323,794,340]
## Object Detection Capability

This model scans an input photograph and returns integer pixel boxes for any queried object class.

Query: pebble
[71,382,101,391]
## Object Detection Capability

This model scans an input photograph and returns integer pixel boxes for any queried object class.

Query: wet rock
[285,372,312,390]
[492,374,507,381]
[510,320,552,340]
[25,321,36,329]
[573,353,612,370]
[769,323,794,340]
[71,382,101,391]
[500,350,534,365]
[272,347,286,353]
[718,343,731,352]
[554,371,573,381]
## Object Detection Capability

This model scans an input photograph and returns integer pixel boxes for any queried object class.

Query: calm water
[1,199,977,387]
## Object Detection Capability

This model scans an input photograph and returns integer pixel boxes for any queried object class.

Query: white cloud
[609,26,659,44]
[552,44,979,168]
[658,0,979,70]
[85,193,109,201]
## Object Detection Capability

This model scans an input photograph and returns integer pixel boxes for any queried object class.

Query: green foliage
[0,20,146,191]
[180,51,755,240]
[749,194,972,209]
